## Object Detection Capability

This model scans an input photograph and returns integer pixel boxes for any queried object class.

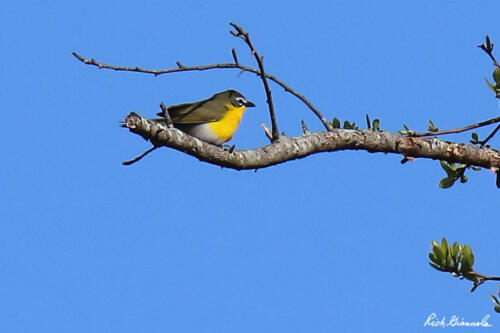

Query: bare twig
[229,22,279,142]
[72,24,333,132]
[478,35,500,69]
[411,115,500,138]
[231,48,239,65]
[301,120,310,134]
[122,145,158,165]
[261,123,273,141]
[73,52,240,75]
[159,102,174,128]
[468,270,500,292]
[479,123,500,146]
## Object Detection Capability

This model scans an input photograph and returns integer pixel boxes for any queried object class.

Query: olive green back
[156,90,240,124]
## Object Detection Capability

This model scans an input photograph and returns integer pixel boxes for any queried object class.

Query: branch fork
[74,24,500,175]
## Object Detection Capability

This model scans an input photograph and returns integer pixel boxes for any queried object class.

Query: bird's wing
[156,99,227,124]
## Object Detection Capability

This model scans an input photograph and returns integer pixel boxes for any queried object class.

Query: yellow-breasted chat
[153,90,255,145]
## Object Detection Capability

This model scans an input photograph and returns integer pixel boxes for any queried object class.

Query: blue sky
[1,1,500,332]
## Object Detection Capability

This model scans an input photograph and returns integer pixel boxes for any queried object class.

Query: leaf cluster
[479,36,500,98]
[429,238,476,278]
[484,68,500,98]
[491,287,500,313]
[331,117,359,130]
[438,161,469,188]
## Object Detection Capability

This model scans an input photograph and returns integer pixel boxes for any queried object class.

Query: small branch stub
[159,103,174,129]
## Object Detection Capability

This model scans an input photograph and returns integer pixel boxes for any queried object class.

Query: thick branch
[123,112,500,170]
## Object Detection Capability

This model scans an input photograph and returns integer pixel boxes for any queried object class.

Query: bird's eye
[235,97,246,106]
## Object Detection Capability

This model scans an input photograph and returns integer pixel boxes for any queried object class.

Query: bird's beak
[245,100,256,107]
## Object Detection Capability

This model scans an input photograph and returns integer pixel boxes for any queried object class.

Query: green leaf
[469,132,479,145]
[331,117,340,128]
[460,175,468,183]
[429,262,448,272]
[451,242,460,259]
[365,114,371,129]
[490,295,500,305]
[372,119,380,131]
[428,120,438,132]
[440,238,451,267]
[429,252,439,264]
[493,68,500,84]
[439,177,456,189]
[460,259,472,274]
[485,78,497,92]
[440,161,455,175]
[440,238,449,250]
[460,245,474,273]
[462,245,473,258]
[495,305,500,313]
[433,244,446,266]
[398,124,415,135]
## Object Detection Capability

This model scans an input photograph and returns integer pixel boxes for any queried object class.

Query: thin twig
[478,35,500,69]
[469,271,500,281]
[229,22,279,142]
[231,48,239,65]
[260,123,273,141]
[122,146,158,165]
[72,51,333,131]
[468,270,500,292]
[365,114,371,129]
[482,48,500,69]
[159,102,174,128]
[411,115,500,137]
[301,120,310,134]
[72,52,239,75]
[479,123,500,146]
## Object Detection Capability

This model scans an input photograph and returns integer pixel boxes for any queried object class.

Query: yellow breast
[207,104,246,143]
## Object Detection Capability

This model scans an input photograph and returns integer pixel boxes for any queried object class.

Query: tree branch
[122,145,158,166]
[72,42,333,132]
[468,270,500,292]
[122,112,500,170]
[412,115,500,138]
[478,35,500,69]
[479,123,500,146]
[229,22,279,142]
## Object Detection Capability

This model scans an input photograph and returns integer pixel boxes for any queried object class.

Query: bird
[153,90,255,145]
